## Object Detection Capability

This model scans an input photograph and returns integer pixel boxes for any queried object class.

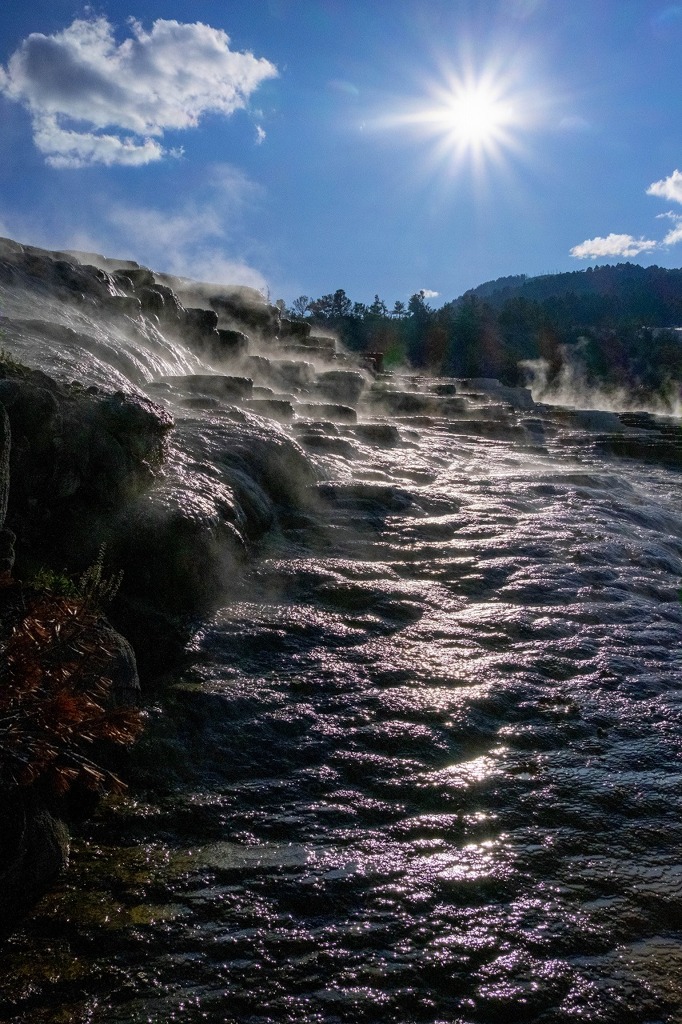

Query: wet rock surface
[1,239,682,1022]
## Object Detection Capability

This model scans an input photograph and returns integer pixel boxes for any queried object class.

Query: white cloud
[421,288,439,298]
[570,233,658,259]
[663,221,682,246]
[255,125,266,145]
[646,169,682,205]
[33,114,165,168]
[0,16,277,167]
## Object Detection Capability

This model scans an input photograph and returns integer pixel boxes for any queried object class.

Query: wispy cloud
[0,16,277,167]
[421,288,439,298]
[0,161,269,290]
[557,115,592,133]
[570,233,658,259]
[104,165,267,288]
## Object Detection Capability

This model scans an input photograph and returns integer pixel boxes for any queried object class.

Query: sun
[422,75,519,164]
[440,84,512,148]
[379,62,530,176]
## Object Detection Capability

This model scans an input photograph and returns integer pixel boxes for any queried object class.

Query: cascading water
[1,241,682,1023]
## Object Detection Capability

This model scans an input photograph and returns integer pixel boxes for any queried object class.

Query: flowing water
[1,256,682,1023]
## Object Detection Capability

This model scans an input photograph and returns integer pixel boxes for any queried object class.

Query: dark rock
[180,396,222,410]
[296,402,357,423]
[216,328,249,357]
[0,364,172,574]
[244,399,295,421]
[314,369,367,404]
[240,355,272,379]
[210,295,279,337]
[137,286,166,316]
[440,397,469,415]
[352,422,401,446]
[110,295,142,317]
[278,318,312,341]
[0,788,70,934]
[457,378,536,410]
[0,236,23,257]
[115,266,155,290]
[110,481,247,617]
[298,433,357,457]
[318,481,414,513]
[309,334,337,354]
[269,360,315,388]
[0,246,112,305]
[281,343,333,359]
[184,306,219,339]
[367,390,437,415]
[0,403,9,527]
[112,270,134,292]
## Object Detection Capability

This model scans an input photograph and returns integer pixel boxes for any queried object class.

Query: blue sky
[1,0,682,305]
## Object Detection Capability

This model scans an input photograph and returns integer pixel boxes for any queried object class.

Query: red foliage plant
[0,591,142,796]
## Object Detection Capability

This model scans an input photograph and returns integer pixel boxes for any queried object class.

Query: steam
[522,347,682,418]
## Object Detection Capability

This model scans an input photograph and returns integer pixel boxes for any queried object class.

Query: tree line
[281,265,682,402]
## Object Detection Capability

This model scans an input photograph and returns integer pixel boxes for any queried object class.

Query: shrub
[27,545,123,608]
[0,590,142,795]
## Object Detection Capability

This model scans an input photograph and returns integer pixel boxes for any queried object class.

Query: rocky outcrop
[0,360,172,575]
[0,378,142,931]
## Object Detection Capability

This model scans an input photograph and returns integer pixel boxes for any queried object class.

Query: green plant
[26,567,80,598]
[78,544,123,608]
[26,546,123,608]
[0,346,28,376]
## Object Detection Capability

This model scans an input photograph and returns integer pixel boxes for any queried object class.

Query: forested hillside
[285,263,682,405]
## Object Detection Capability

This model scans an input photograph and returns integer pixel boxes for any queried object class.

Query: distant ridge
[460,273,528,301]
[457,262,682,325]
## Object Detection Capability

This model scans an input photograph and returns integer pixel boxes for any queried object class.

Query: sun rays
[374,52,541,186]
